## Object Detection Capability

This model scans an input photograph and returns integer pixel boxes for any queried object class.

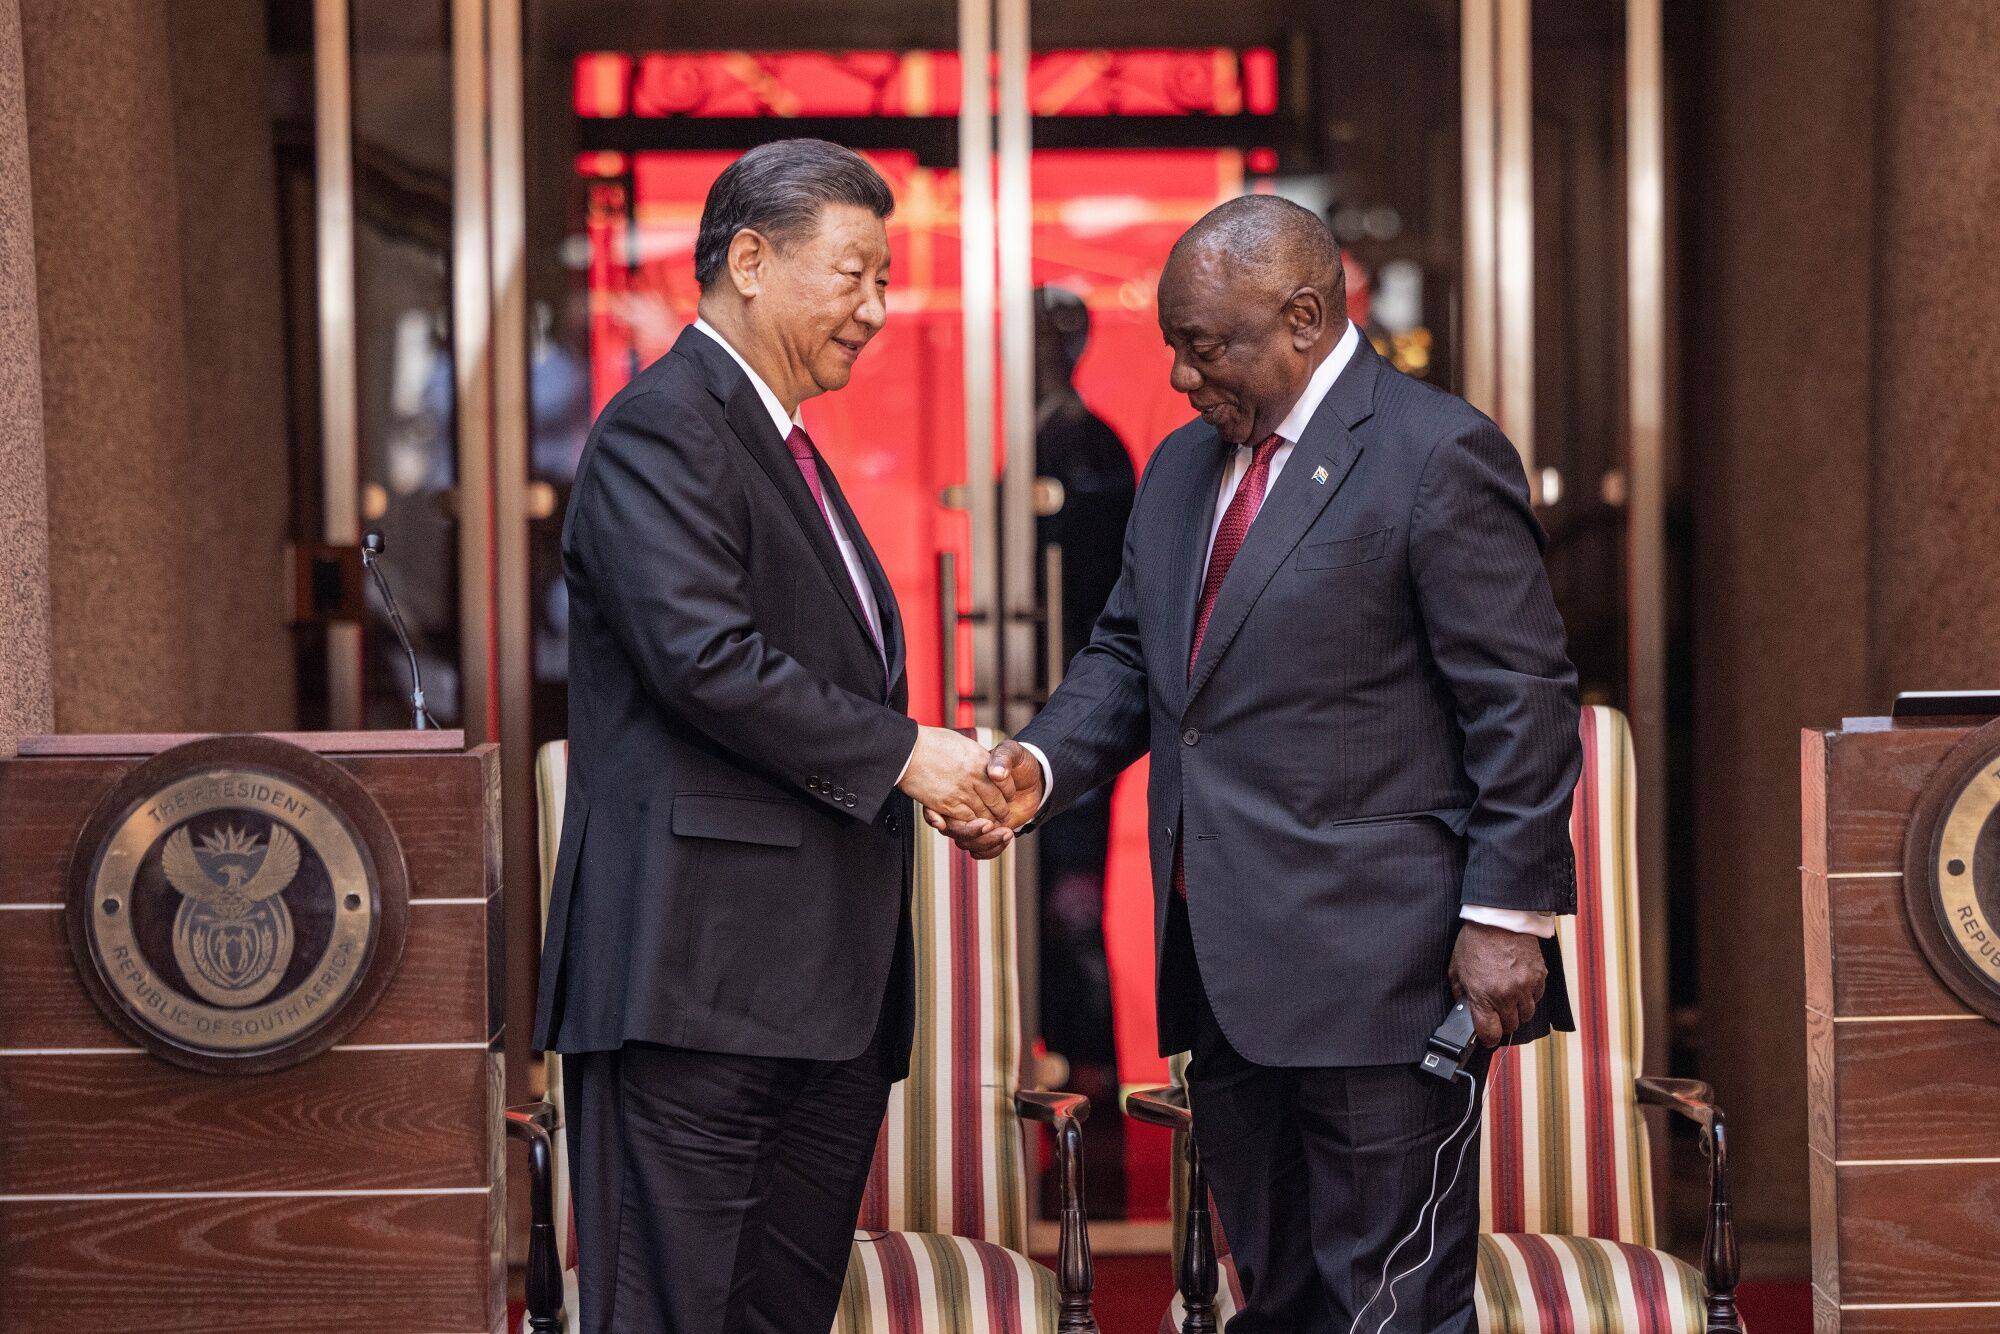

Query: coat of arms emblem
[65,736,408,1073]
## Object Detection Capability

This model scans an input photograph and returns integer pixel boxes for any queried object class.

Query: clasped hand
[896,731,1042,857]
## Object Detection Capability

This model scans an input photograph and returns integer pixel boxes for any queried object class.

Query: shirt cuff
[1018,742,1056,816]
[894,739,915,788]
[1459,905,1557,938]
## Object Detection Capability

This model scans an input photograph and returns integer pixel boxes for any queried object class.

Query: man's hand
[922,740,1044,859]
[897,726,1012,825]
[1447,921,1548,1047]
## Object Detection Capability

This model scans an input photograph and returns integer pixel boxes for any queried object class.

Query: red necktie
[788,426,883,656]
[1176,434,1284,898]
[786,426,831,513]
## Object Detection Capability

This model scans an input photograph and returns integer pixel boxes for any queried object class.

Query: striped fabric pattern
[1479,706,1653,1245]
[531,741,579,1333]
[1157,708,1704,1333]
[839,1232,1058,1334]
[856,727,1029,1252]
[1475,1234,1703,1334]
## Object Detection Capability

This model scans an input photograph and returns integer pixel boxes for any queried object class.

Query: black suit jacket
[1017,336,1581,1067]
[532,327,921,1075]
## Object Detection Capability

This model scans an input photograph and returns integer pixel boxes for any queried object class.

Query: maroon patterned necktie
[1176,433,1285,897]
[787,426,883,656]
[786,426,830,513]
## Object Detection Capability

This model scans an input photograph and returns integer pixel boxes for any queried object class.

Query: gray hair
[694,139,895,289]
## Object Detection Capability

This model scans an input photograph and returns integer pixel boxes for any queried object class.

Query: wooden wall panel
[0,742,504,1332]
[0,750,499,904]
[0,1048,491,1194]
[1805,720,2000,1329]
[0,901,492,1049]
[1836,1162,2000,1304]
[0,1191,496,1332]
[1830,1018,2000,1161]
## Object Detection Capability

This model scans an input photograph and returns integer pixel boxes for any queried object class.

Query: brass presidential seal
[65,735,409,1073]
[1904,715,2000,1024]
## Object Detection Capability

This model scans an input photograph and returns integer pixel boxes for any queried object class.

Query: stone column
[0,0,52,756]
[20,0,293,733]
[1867,0,2000,693]
[1686,0,1878,1275]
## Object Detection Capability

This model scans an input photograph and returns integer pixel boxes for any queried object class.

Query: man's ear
[727,229,770,298]
[1287,285,1326,350]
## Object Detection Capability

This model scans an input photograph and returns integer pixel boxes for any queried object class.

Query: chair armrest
[507,1099,560,1135]
[1123,1084,1191,1133]
[1635,1076,1741,1333]
[1016,1088,1098,1333]
[1015,1088,1091,1126]
[1635,1076,1719,1132]
[506,1101,566,1333]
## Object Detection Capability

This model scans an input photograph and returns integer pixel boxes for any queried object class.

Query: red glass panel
[578,47,1277,118]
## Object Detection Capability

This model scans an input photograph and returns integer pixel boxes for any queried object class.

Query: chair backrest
[1165,706,1656,1249]
[1477,704,1654,1245]
[533,741,575,1272]
[535,733,1031,1256]
[856,726,1030,1252]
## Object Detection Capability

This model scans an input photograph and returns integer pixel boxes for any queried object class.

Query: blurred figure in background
[1031,285,1136,1216]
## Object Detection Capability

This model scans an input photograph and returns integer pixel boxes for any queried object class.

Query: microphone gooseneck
[360,532,438,731]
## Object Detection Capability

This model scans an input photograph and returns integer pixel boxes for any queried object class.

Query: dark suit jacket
[1017,335,1581,1068]
[532,327,921,1076]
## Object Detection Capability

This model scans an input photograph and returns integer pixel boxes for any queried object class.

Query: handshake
[894,727,1043,859]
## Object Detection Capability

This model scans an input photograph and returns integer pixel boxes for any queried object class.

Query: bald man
[940,197,1581,1330]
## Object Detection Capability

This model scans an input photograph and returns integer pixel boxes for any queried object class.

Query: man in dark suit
[941,196,1580,1330]
[533,139,1015,1334]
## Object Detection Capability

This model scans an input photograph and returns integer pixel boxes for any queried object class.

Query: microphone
[360,532,438,731]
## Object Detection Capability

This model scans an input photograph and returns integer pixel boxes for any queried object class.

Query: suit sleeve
[1014,457,1157,822]
[1409,419,1582,913]
[568,391,918,821]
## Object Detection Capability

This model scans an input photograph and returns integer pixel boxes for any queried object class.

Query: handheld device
[1347,999,1490,1334]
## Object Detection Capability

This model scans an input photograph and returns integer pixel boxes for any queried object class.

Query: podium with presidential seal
[1804,702,2000,1332]
[0,730,505,1331]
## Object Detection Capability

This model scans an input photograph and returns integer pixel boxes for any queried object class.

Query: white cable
[1346,1068,1485,1334]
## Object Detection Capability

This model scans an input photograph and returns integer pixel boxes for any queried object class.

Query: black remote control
[1420,1000,1480,1082]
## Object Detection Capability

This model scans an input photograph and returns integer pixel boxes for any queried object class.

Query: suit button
[1182,728,1200,747]
[1164,826,1175,841]
[844,795,857,808]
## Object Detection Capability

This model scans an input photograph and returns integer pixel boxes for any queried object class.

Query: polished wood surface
[1802,717,2000,1329]
[13,728,467,755]
[0,739,504,1331]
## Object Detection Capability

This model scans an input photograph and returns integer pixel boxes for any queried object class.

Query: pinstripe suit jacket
[1017,336,1581,1067]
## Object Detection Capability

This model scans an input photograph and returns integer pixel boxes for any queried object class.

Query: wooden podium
[1803,715,2000,1332]
[0,731,505,1332]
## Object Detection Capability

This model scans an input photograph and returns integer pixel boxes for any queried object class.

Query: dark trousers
[563,1038,892,1334]
[1174,901,1484,1333]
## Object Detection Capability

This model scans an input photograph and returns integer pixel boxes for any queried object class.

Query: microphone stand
[360,533,439,731]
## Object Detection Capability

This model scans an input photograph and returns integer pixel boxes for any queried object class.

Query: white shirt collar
[693,317,800,441]
[1268,319,1361,446]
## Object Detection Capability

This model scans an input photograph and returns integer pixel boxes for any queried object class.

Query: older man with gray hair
[534,139,1014,1333]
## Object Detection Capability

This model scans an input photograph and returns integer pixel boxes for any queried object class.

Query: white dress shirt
[1023,321,1553,939]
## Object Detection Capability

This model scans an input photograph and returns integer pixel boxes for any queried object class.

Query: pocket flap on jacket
[671,793,804,848]
[1296,526,1392,571]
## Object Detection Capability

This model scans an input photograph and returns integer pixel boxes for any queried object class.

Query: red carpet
[512,1266,1813,1332]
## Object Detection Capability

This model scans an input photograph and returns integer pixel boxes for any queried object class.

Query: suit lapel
[1183,336,1381,710]
[679,329,887,678]
[1163,428,1228,717]
[818,460,905,696]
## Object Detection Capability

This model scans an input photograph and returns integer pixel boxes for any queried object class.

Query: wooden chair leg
[1180,1137,1220,1334]
[506,1105,565,1334]
[1054,1114,1098,1334]
[1701,1118,1743,1334]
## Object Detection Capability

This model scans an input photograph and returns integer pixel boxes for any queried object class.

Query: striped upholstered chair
[516,733,1097,1334]
[1128,705,1741,1333]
